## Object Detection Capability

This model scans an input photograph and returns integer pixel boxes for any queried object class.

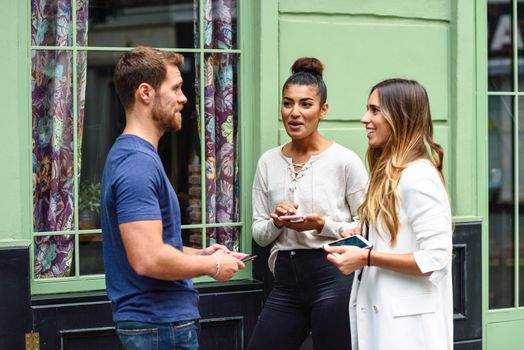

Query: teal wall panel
[0,0,28,242]
[279,0,451,22]
[278,124,368,159]
[279,16,449,121]
[487,320,524,350]
[278,122,449,182]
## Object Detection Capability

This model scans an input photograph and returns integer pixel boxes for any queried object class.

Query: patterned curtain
[31,0,89,278]
[195,0,240,250]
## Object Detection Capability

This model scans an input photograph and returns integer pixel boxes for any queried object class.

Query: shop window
[487,0,524,308]
[30,0,243,293]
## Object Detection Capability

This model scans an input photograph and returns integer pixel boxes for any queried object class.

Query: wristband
[367,249,372,267]
[211,256,220,278]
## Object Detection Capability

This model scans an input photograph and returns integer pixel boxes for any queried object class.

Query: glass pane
[80,51,200,228]
[79,51,123,230]
[76,0,89,46]
[157,53,201,224]
[85,0,197,48]
[32,50,75,232]
[204,0,238,49]
[77,50,101,231]
[206,226,240,251]
[202,53,239,233]
[31,0,73,46]
[34,234,75,278]
[488,0,514,91]
[519,1,524,91]
[183,228,203,249]
[79,233,104,275]
[520,96,524,306]
[489,95,515,308]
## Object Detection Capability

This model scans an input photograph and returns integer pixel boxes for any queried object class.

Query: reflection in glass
[34,235,74,278]
[203,0,238,49]
[489,95,515,308]
[183,228,203,249]
[32,50,75,233]
[79,51,124,230]
[80,51,200,228]
[206,227,240,252]
[31,0,73,46]
[86,0,196,48]
[200,53,240,251]
[519,1,524,91]
[488,0,513,91]
[156,53,200,225]
[79,234,104,275]
[520,96,524,306]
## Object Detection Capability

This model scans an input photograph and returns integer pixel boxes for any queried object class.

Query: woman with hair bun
[247,57,368,350]
[325,79,453,350]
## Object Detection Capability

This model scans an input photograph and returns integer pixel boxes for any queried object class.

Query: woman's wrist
[316,217,325,231]
[361,249,370,267]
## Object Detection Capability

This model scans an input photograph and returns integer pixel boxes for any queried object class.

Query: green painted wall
[487,320,524,350]
[256,0,479,220]
[0,0,30,246]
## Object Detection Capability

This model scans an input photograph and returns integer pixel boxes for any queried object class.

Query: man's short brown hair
[113,46,184,110]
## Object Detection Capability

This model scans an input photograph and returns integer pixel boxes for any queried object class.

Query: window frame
[29,0,255,295]
[485,0,524,319]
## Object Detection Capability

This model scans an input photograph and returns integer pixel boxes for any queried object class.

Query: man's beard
[152,101,181,132]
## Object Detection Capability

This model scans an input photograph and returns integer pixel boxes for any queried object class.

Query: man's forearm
[139,244,214,280]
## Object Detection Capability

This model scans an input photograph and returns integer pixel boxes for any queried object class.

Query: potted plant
[78,181,101,230]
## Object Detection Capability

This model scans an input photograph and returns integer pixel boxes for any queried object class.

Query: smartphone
[241,255,257,262]
[278,214,305,223]
[324,234,372,249]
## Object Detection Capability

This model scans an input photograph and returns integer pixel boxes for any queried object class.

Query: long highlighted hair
[359,79,446,246]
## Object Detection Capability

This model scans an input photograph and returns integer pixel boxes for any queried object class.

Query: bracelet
[367,249,372,267]
[211,256,220,278]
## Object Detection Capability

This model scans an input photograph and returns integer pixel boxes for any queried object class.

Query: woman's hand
[341,226,361,238]
[324,244,368,275]
[270,202,299,228]
[278,213,325,232]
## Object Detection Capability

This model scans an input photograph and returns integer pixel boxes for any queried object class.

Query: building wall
[0,0,30,245]
[253,0,484,348]
[0,0,508,349]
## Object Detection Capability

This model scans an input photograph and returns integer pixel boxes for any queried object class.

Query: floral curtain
[195,0,240,250]
[32,0,89,278]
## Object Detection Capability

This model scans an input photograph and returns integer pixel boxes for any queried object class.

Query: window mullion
[28,0,35,284]
[72,0,80,280]
[199,0,207,248]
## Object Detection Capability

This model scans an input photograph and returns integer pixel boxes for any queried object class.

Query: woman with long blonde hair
[325,79,453,350]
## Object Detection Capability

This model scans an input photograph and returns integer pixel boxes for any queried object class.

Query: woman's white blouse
[251,143,368,272]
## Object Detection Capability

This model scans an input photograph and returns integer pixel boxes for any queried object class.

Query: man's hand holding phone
[240,254,257,262]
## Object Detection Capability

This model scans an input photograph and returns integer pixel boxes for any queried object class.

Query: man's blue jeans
[116,319,200,350]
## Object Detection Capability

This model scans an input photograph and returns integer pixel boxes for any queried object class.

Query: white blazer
[349,160,453,350]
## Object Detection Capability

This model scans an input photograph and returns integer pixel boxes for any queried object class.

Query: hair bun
[291,57,324,78]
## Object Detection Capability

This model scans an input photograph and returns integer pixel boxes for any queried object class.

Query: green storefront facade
[0,0,522,349]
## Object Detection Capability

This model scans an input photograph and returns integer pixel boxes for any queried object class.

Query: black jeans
[247,249,353,350]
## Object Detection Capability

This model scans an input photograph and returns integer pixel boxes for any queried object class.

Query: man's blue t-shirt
[100,134,199,323]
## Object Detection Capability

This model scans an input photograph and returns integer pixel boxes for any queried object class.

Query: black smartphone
[241,254,257,262]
